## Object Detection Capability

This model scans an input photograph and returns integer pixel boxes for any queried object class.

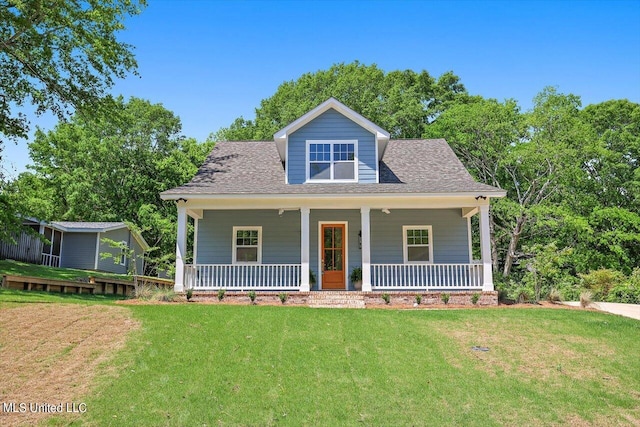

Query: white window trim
[232,226,262,264]
[119,241,127,266]
[402,225,433,264]
[305,139,358,183]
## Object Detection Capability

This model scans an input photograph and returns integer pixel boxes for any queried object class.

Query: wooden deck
[2,274,131,295]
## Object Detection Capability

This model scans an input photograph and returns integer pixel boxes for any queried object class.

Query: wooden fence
[0,231,43,264]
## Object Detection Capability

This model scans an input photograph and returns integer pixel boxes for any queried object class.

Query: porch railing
[185,264,301,291]
[371,263,483,290]
[41,253,60,268]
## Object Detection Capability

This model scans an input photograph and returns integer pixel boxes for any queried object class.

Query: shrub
[606,268,640,304]
[248,290,257,304]
[441,293,450,304]
[217,288,226,301]
[579,269,625,301]
[186,288,193,301]
[382,293,390,304]
[471,292,480,305]
[510,286,533,304]
[415,294,422,305]
[278,292,288,304]
[547,288,562,303]
[153,288,176,302]
[580,290,593,308]
[135,284,155,300]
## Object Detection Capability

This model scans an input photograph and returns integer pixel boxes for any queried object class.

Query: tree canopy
[214,61,472,141]
[0,0,145,144]
[7,97,213,273]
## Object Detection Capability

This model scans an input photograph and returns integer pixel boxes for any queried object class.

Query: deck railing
[371,263,483,290]
[185,264,301,291]
[41,253,61,268]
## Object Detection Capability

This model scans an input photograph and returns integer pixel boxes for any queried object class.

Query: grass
[0,287,126,307]
[0,259,130,282]
[62,304,640,426]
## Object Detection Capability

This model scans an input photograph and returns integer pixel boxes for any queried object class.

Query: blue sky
[3,0,640,178]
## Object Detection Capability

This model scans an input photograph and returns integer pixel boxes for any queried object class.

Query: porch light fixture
[475,195,487,200]
[358,231,362,249]
[278,209,285,216]
[382,208,390,214]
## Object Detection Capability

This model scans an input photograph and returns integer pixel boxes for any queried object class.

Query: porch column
[300,207,310,292]
[479,204,494,291]
[360,207,372,292]
[174,203,188,292]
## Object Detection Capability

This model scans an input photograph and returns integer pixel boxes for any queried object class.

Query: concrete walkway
[562,301,640,321]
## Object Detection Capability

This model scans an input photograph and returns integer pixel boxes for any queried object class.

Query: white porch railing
[371,263,483,290]
[41,253,60,268]
[185,264,301,291]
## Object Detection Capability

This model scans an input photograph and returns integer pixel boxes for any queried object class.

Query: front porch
[184,262,484,291]
[173,199,496,293]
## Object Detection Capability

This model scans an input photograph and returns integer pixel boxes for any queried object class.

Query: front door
[321,224,346,290]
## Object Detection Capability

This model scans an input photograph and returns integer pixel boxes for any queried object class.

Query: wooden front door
[321,224,346,290]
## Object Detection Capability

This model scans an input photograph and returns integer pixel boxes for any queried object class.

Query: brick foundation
[186,290,498,308]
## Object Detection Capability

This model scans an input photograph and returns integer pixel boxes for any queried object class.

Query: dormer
[274,98,390,184]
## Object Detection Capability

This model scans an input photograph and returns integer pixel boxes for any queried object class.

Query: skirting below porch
[183,290,499,308]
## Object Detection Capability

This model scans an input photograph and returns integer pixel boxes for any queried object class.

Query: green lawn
[0,287,126,307]
[60,304,640,426]
[0,259,131,282]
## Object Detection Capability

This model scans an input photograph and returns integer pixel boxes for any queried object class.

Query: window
[119,241,127,266]
[403,226,433,263]
[307,140,357,182]
[232,227,262,263]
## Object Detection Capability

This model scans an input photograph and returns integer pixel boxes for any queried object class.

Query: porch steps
[307,292,365,309]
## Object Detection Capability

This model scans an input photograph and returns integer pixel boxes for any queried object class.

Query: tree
[580,100,640,210]
[0,0,145,145]
[12,97,212,272]
[0,0,145,242]
[214,61,472,141]
[427,88,592,278]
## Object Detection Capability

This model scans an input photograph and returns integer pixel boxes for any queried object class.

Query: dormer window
[306,140,358,182]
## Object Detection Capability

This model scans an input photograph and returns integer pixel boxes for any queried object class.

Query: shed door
[321,224,345,290]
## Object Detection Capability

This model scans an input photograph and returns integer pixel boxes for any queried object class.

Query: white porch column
[479,204,494,291]
[360,207,372,292]
[300,207,310,292]
[174,203,188,292]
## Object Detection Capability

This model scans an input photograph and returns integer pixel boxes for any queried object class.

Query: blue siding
[97,228,130,274]
[195,208,471,289]
[370,209,470,264]
[288,109,377,184]
[60,233,97,270]
[197,210,301,264]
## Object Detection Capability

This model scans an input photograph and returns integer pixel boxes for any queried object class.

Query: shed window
[307,140,357,182]
[403,226,433,263]
[119,241,127,266]
[233,227,262,263]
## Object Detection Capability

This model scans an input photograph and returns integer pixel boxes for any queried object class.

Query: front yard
[0,290,638,426]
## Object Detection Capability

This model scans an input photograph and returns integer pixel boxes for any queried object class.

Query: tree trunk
[489,210,499,273]
[502,213,527,277]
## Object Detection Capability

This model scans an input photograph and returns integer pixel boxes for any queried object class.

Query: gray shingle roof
[161,139,503,197]
[51,221,127,230]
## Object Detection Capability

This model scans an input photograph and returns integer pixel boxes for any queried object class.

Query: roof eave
[160,190,507,201]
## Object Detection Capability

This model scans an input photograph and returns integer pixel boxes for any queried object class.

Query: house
[161,98,505,293]
[0,219,149,275]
